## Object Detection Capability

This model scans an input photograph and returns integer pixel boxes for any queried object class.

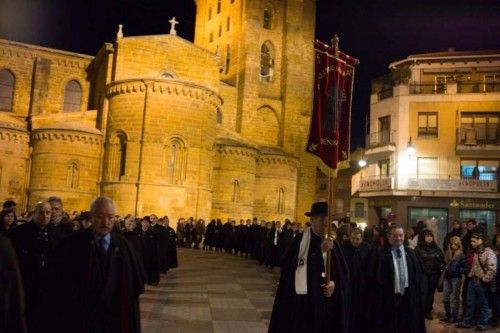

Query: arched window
[67,161,79,188]
[209,32,214,43]
[208,7,212,20]
[225,45,230,74]
[164,138,187,185]
[109,132,127,180]
[232,180,240,202]
[263,8,273,29]
[218,24,222,37]
[217,109,223,124]
[227,16,230,31]
[260,42,274,82]
[0,69,15,112]
[217,0,221,14]
[277,188,285,214]
[63,80,82,112]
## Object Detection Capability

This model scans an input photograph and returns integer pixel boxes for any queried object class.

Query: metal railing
[366,130,396,148]
[378,88,393,100]
[457,126,500,145]
[409,82,446,94]
[458,82,500,93]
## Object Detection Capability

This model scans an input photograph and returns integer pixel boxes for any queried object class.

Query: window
[161,72,175,79]
[225,45,230,74]
[378,159,390,177]
[218,25,222,37]
[167,138,187,185]
[409,207,448,246]
[208,7,212,20]
[217,0,221,14]
[354,202,365,218]
[232,180,240,202]
[209,32,214,43]
[67,161,79,188]
[461,159,498,180]
[484,74,498,92]
[0,69,15,112]
[217,109,223,124]
[460,113,499,144]
[434,76,447,93]
[378,116,391,144]
[263,8,273,29]
[109,132,127,180]
[63,80,82,112]
[418,112,438,138]
[336,198,344,214]
[417,157,438,179]
[260,41,274,82]
[227,16,230,31]
[277,188,285,214]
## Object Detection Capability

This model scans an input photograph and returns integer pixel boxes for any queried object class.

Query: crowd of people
[1,196,500,333]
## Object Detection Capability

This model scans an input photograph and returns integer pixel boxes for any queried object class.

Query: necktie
[396,249,406,294]
[98,237,106,258]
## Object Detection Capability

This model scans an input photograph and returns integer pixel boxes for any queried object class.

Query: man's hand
[323,280,335,297]
[321,235,334,253]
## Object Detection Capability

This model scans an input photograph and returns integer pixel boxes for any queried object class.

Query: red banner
[306,40,358,171]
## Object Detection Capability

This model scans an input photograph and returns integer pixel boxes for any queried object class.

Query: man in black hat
[269,202,350,333]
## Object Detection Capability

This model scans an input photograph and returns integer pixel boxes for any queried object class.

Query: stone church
[0,0,321,221]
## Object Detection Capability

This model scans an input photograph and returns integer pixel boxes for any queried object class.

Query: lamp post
[406,136,416,155]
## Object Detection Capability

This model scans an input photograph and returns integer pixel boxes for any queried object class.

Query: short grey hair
[90,196,116,215]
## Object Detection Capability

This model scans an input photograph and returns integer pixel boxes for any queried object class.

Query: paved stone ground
[140,248,498,333]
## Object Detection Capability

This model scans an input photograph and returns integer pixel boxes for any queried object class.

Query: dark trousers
[394,292,410,332]
[491,291,500,326]
[462,277,470,319]
[424,273,439,314]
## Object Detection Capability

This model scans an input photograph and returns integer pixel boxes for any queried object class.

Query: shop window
[460,159,498,180]
[409,207,448,246]
[0,69,15,112]
[418,112,438,138]
[460,209,496,239]
[417,157,438,179]
[354,202,365,218]
[63,80,82,112]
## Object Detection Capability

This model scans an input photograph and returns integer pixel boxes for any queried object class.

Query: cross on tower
[169,17,179,35]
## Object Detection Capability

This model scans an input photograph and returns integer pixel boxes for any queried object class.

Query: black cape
[152,224,169,273]
[41,230,145,333]
[269,230,350,333]
[166,226,178,268]
[365,245,426,333]
[138,228,161,284]
[0,235,26,333]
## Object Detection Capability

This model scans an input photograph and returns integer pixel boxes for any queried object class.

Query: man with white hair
[42,197,145,333]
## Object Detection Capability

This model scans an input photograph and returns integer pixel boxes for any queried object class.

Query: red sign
[306,40,359,170]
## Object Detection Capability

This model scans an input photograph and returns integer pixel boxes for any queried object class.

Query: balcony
[365,130,397,159]
[458,82,500,93]
[456,126,500,156]
[409,82,446,94]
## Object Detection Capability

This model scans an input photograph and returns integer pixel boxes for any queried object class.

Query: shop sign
[449,199,498,210]
[408,178,497,192]
[360,178,393,192]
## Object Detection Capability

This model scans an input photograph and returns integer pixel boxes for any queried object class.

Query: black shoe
[456,322,473,329]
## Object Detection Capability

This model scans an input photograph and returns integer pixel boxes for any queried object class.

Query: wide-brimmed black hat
[305,202,329,217]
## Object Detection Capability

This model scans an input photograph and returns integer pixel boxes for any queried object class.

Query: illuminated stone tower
[194,0,318,220]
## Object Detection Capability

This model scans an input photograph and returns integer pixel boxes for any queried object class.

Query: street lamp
[406,137,416,155]
[358,158,367,168]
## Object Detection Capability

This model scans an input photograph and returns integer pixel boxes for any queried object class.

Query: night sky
[1,0,499,149]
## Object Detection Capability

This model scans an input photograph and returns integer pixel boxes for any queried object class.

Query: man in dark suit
[9,200,53,333]
[42,196,145,333]
[47,196,73,246]
[365,224,426,333]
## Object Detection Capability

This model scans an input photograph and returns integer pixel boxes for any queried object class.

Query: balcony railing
[457,126,500,145]
[458,82,500,93]
[409,82,446,94]
[366,130,396,149]
[378,87,393,100]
